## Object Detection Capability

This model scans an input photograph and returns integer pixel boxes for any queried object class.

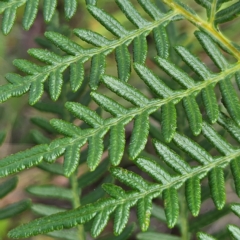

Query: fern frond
[0,0,78,35]
[8,117,240,238]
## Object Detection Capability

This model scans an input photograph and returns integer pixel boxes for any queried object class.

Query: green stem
[70,170,85,240]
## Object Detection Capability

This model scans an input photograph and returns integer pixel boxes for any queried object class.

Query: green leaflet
[228,225,240,239]
[2,4,18,35]
[43,0,57,23]
[65,102,105,128]
[29,76,46,105]
[133,34,148,65]
[183,94,202,136]
[162,187,179,228]
[45,31,83,55]
[153,25,169,59]
[134,63,174,99]
[38,162,63,175]
[208,167,226,210]
[13,59,42,75]
[219,77,240,126]
[173,133,214,165]
[155,57,195,88]
[70,60,84,92]
[230,157,240,197]
[115,44,131,82]
[87,5,129,37]
[90,53,106,90]
[74,29,112,47]
[195,31,228,71]
[32,117,57,134]
[116,0,149,28]
[87,129,108,171]
[137,195,154,231]
[91,207,116,237]
[27,185,73,201]
[22,0,39,30]
[31,204,65,216]
[137,0,164,20]
[0,199,31,220]
[64,0,77,20]
[91,92,129,117]
[153,139,192,175]
[135,157,173,184]
[129,111,150,160]
[185,176,201,216]
[161,102,177,143]
[0,176,18,199]
[101,75,149,107]
[0,144,48,178]
[64,141,85,177]
[202,121,235,155]
[109,122,126,166]
[215,1,240,24]
[236,71,240,90]
[47,229,79,240]
[197,232,216,240]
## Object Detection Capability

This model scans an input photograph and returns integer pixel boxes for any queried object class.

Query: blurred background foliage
[0,0,240,239]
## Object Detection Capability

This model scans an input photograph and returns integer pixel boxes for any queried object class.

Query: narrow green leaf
[64,0,77,20]
[155,57,195,88]
[134,63,174,98]
[28,48,62,65]
[0,144,48,177]
[45,31,83,55]
[161,102,177,142]
[163,187,179,228]
[153,139,192,175]
[228,225,240,239]
[137,232,181,240]
[64,141,85,177]
[116,0,149,28]
[0,176,18,199]
[153,25,169,59]
[110,122,125,166]
[230,157,240,197]
[236,71,240,90]
[195,31,228,70]
[0,199,31,220]
[2,6,17,35]
[91,92,129,117]
[129,111,149,160]
[208,167,225,210]
[87,129,108,171]
[32,117,57,133]
[102,75,149,107]
[27,185,73,201]
[43,0,57,23]
[186,176,201,216]
[29,78,45,105]
[87,5,129,37]
[202,121,235,155]
[103,183,126,199]
[110,167,149,191]
[90,53,106,90]
[31,203,65,216]
[5,73,23,85]
[183,94,202,136]
[215,1,240,24]
[65,102,105,128]
[70,60,84,92]
[151,203,166,223]
[47,229,79,240]
[231,204,240,218]
[135,157,172,184]
[197,232,216,240]
[13,59,42,75]
[133,34,147,65]
[38,162,63,175]
[219,77,240,126]
[116,44,131,82]
[91,207,116,237]
[137,195,153,231]
[74,29,112,47]
[137,0,164,20]
[173,133,214,165]
[22,0,39,30]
